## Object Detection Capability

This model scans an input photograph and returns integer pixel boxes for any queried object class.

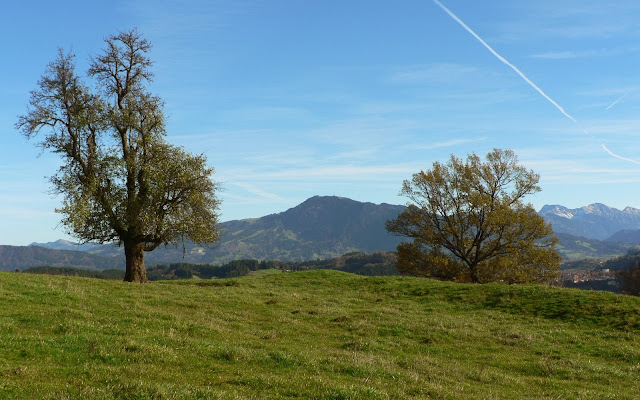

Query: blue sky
[2,0,640,245]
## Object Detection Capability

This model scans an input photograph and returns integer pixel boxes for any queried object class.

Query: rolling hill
[554,232,634,261]
[606,229,640,244]
[1,270,639,398]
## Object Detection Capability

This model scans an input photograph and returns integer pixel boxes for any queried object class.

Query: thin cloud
[407,137,488,151]
[531,49,623,60]
[128,0,248,38]
[605,94,627,110]
[217,106,311,122]
[601,144,640,165]
[582,120,640,136]
[227,181,289,203]
[579,85,640,97]
[306,117,419,147]
[391,63,480,84]
[327,147,382,162]
[229,164,417,183]
[524,157,640,185]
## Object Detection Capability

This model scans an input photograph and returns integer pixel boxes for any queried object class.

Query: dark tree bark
[124,242,148,283]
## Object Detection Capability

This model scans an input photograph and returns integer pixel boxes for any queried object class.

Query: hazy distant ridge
[10,197,640,271]
[0,245,123,271]
[24,196,406,267]
[539,203,640,240]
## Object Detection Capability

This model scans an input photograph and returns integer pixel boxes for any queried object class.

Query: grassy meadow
[0,269,639,399]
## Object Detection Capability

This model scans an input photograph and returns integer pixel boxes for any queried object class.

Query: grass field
[1,270,639,399]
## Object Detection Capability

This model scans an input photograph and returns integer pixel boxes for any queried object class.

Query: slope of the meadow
[0,270,639,399]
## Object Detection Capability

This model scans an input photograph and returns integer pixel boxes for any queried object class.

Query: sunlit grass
[0,270,638,399]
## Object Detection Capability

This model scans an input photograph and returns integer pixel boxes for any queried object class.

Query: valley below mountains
[3,196,640,271]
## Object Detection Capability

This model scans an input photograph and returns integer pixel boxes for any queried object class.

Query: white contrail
[432,0,577,123]
[605,94,626,110]
[432,0,640,167]
[601,144,640,165]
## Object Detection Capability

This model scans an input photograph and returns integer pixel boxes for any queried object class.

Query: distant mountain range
[0,245,123,271]
[28,239,104,252]
[3,197,639,272]
[538,203,640,241]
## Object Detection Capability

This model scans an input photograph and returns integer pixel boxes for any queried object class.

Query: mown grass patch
[0,270,639,399]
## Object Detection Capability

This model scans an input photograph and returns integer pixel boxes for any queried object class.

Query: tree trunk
[124,241,148,283]
[469,264,479,283]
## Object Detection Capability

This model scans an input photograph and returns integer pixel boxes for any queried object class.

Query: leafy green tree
[616,260,640,296]
[173,265,194,279]
[17,29,220,282]
[386,149,560,283]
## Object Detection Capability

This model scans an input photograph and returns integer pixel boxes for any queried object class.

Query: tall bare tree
[17,29,220,282]
[387,149,560,283]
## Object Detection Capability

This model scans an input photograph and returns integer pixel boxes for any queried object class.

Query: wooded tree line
[146,252,398,279]
[607,248,640,296]
[21,252,399,280]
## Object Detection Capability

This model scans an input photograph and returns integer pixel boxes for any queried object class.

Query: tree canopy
[386,149,560,284]
[17,29,220,282]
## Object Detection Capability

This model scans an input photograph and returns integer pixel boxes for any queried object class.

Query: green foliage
[612,251,640,296]
[387,149,561,283]
[1,271,639,398]
[617,266,640,296]
[604,247,640,272]
[172,265,193,279]
[16,29,220,282]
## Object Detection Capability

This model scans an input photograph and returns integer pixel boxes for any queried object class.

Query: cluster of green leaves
[1,270,639,399]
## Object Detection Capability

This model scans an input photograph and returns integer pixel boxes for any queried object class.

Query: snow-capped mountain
[539,203,640,240]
